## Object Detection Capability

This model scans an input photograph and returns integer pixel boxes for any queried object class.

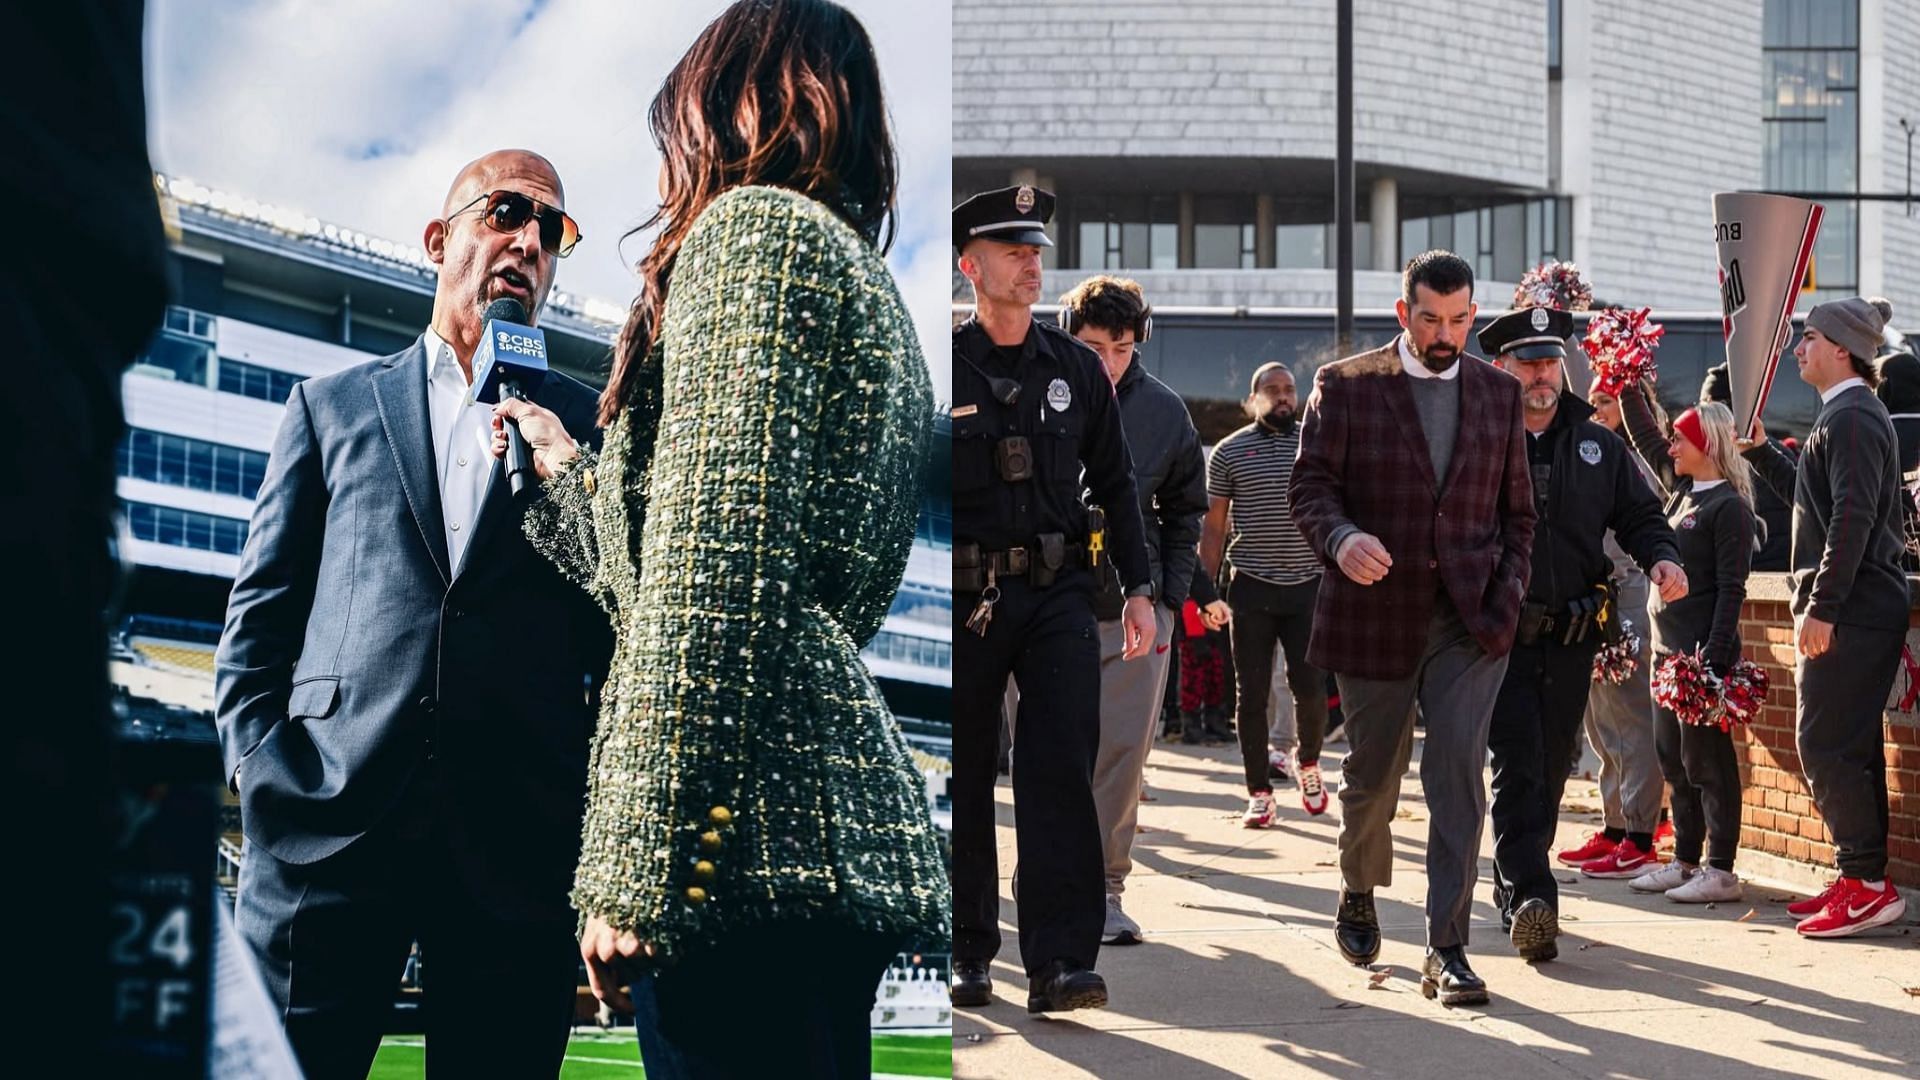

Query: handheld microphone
[469,298,551,496]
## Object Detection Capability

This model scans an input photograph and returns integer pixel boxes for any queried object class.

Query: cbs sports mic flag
[1711,192,1823,440]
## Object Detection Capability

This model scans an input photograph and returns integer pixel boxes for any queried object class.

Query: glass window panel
[1493,202,1527,284]
[1429,213,1453,252]
[1400,217,1429,266]
[156,511,184,547]
[1274,224,1326,269]
[1150,223,1178,270]
[1354,222,1373,271]
[1452,210,1478,264]
[1077,223,1105,270]
[1194,224,1245,269]
[1120,223,1150,269]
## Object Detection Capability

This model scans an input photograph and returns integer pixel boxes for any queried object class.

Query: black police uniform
[1478,308,1680,947]
[950,185,1154,1001]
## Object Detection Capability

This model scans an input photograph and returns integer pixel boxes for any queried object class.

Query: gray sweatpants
[1581,583,1664,834]
[1093,606,1178,895]
[1335,595,1510,950]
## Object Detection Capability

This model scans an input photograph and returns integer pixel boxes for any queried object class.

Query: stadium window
[219,358,307,404]
[117,428,271,499]
[125,502,250,555]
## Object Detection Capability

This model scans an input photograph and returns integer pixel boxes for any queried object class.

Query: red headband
[1673,408,1708,454]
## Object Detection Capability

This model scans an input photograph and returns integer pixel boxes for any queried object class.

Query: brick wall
[1734,592,1920,887]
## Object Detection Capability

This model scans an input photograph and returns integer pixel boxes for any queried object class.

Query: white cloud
[146,0,950,390]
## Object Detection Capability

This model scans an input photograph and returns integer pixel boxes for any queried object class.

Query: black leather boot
[951,959,993,1007]
[1334,888,1380,965]
[1026,959,1109,1014]
[1509,896,1559,961]
[1420,946,1489,1006]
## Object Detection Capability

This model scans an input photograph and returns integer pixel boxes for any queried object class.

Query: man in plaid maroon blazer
[1289,251,1535,1006]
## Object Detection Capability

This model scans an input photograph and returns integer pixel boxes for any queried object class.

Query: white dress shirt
[1398,332,1462,380]
[423,328,495,571]
[1820,376,1867,405]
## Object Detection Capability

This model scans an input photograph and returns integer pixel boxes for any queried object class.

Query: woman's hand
[491,398,581,480]
[579,913,650,1013]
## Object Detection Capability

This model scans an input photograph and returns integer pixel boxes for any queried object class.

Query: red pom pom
[1718,660,1770,728]
[1652,648,1717,727]
[1584,307,1666,397]
[1591,618,1642,685]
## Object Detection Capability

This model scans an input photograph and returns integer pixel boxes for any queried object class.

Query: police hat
[953,185,1055,250]
[1479,306,1574,360]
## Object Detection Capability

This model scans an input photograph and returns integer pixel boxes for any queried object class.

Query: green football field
[368,1030,951,1078]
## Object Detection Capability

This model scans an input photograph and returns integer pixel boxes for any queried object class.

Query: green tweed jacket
[523,185,950,964]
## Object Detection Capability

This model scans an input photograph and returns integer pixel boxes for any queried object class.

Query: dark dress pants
[234,763,578,1080]
[953,570,1103,977]
[1488,635,1602,916]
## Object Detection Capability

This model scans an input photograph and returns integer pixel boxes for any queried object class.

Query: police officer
[949,185,1156,1014]
[1479,306,1687,962]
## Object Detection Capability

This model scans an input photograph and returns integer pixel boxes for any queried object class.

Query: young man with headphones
[1059,275,1209,946]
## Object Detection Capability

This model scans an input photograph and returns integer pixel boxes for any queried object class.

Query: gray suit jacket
[215,336,610,916]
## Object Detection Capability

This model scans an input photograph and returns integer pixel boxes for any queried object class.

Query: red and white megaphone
[1711,192,1823,439]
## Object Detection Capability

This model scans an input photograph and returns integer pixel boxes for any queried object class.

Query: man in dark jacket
[1478,308,1685,962]
[1061,276,1208,946]
[1742,297,1910,938]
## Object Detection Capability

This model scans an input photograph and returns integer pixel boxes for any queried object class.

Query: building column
[1370,177,1398,272]
[1858,0,1886,298]
[1178,192,1195,269]
[1256,192,1276,268]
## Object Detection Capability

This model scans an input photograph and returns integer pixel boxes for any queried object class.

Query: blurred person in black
[2,0,170,1062]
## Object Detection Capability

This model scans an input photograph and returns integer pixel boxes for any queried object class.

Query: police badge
[1531,307,1551,332]
[1015,185,1036,213]
[1047,378,1072,411]
[1578,439,1602,465]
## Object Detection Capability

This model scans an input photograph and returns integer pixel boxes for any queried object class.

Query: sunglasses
[448,189,582,258]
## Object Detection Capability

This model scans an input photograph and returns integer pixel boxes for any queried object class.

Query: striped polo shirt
[1206,421,1322,586]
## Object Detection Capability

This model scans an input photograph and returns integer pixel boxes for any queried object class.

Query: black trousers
[630,921,899,1078]
[1797,626,1904,879]
[1226,573,1327,793]
[953,570,1103,977]
[1653,698,1742,871]
[234,765,578,1080]
[1488,635,1601,916]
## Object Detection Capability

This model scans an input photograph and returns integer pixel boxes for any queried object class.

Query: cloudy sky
[145,0,953,391]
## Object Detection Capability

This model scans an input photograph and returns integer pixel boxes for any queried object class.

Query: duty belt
[982,543,1088,576]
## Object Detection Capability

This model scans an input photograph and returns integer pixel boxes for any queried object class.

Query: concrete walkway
[953,732,1920,1078]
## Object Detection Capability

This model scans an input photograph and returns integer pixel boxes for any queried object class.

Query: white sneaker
[1242,792,1276,829]
[1102,893,1143,945]
[1665,866,1742,903]
[1628,862,1696,893]
[1267,748,1292,785]
[1296,755,1330,816]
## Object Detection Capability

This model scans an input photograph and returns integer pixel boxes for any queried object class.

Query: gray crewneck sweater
[1407,373,1462,485]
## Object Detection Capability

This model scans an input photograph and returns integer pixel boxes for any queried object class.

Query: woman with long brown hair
[492,1,948,1073]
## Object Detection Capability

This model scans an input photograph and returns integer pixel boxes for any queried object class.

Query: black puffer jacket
[1092,356,1208,618]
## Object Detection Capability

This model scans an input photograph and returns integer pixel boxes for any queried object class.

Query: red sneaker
[1557,832,1616,866]
[1653,820,1675,850]
[1580,839,1658,879]
[1794,877,1908,938]
[1786,879,1841,918]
